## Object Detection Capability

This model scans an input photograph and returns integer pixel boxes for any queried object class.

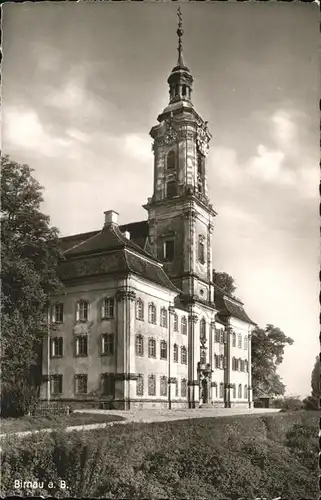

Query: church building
[41,10,255,410]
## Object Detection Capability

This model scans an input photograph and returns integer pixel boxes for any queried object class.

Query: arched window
[244,335,248,350]
[174,313,179,332]
[160,340,168,360]
[76,300,89,322]
[101,297,114,319]
[148,338,156,358]
[232,332,236,347]
[166,180,177,198]
[219,382,224,399]
[173,344,179,362]
[200,318,206,339]
[232,384,236,398]
[197,152,205,176]
[167,150,176,170]
[160,308,168,328]
[181,346,187,364]
[238,333,242,349]
[148,303,156,324]
[244,385,248,399]
[135,334,144,356]
[182,84,187,97]
[181,316,187,335]
[136,299,144,321]
[238,384,242,399]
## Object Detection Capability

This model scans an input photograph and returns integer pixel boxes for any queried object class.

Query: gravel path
[0,407,280,440]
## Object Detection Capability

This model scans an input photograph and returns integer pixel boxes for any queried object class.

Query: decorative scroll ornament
[197,121,210,156]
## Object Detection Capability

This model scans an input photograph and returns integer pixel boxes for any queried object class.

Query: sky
[2,1,319,397]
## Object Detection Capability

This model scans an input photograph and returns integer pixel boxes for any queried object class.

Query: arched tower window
[182,84,187,97]
[167,150,176,170]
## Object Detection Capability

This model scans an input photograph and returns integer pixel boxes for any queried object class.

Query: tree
[251,324,294,398]
[213,271,236,296]
[303,356,319,410]
[1,156,63,416]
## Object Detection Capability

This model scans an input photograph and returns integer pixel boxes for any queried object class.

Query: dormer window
[167,150,176,170]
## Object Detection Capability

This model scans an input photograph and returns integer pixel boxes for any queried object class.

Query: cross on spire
[177,7,184,67]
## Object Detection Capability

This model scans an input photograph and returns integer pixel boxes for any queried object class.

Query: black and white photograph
[1,1,319,498]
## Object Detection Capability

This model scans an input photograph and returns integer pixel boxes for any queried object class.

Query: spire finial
[177,7,184,66]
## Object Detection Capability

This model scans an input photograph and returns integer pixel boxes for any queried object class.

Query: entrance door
[201,378,208,404]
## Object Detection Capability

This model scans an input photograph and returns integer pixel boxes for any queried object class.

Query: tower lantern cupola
[167,7,193,104]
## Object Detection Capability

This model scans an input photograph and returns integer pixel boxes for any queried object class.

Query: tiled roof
[59,222,180,293]
[60,220,149,253]
[64,223,153,260]
[214,285,255,325]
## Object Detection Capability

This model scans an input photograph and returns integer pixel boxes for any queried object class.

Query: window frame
[76,300,89,323]
[136,299,144,321]
[101,297,114,320]
[160,376,168,397]
[198,238,206,265]
[148,338,156,358]
[75,374,88,395]
[135,334,144,357]
[148,374,156,396]
[173,343,179,363]
[166,150,176,170]
[160,308,168,328]
[51,337,63,358]
[160,340,168,360]
[136,374,144,396]
[101,333,114,356]
[53,303,64,323]
[148,303,156,325]
[181,346,187,365]
[101,373,115,396]
[181,378,187,398]
[75,335,88,357]
[51,374,63,395]
[164,238,175,262]
[181,316,187,335]
[173,313,179,332]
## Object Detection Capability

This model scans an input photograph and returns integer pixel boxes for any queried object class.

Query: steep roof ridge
[63,231,101,255]
[113,224,158,261]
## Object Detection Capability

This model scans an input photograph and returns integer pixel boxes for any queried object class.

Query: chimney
[123,231,130,240]
[104,210,119,227]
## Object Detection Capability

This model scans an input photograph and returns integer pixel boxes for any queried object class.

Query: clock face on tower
[164,128,177,145]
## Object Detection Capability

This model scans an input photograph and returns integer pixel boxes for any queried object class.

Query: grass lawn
[0,412,124,434]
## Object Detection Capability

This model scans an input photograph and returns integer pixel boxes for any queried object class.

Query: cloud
[3,107,71,158]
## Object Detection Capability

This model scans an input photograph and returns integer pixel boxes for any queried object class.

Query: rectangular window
[200,349,206,364]
[101,334,114,356]
[76,301,89,322]
[75,336,88,357]
[101,374,114,396]
[102,297,114,319]
[51,374,63,395]
[173,344,179,363]
[160,376,168,397]
[174,379,178,397]
[174,314,179,332]
[160,308,168,328]
[148,375,156,396]
[148,304,156,324]
[181,317,187,335]
[166,180,177,198]
[160,340,167,360]
[51,337,63,357]
[181,378,187,398]
[164,239,175,262]
[219,383,224,399]
[136,375,144,396]
[215,329,220,343]
[53,303,64,323]
[75,374,87,395]
[238,334,242,349]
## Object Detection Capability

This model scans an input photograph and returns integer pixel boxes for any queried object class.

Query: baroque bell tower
[144,8,217,306]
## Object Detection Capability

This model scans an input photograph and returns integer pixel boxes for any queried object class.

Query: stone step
[199,403,213,409]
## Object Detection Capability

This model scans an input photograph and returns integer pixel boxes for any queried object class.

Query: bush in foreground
[0,412,318,499]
